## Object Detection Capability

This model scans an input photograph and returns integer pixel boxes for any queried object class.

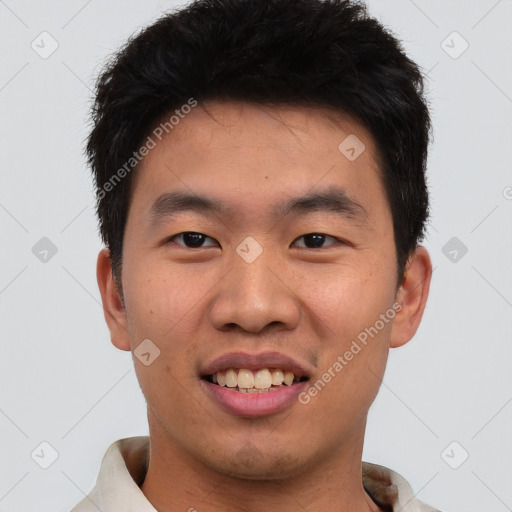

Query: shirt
[70,436,441,512]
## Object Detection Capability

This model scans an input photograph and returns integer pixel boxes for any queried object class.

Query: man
[71,0,440,510]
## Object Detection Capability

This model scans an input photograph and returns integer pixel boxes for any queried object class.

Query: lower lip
[201,380,309,417]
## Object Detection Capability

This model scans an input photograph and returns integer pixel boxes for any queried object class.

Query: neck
[140,414,382,512]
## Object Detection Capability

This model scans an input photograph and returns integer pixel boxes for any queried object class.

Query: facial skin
[97,101,432,512]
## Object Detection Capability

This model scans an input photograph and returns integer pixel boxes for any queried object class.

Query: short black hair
[87,0,431,288]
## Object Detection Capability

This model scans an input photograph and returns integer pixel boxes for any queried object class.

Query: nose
[209,252,301,334]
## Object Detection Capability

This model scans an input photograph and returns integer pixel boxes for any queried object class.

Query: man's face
[101,101,424,478]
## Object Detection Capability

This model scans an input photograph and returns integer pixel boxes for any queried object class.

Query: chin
[201,445,309,481]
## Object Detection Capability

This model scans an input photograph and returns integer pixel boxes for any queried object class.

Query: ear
[96,248,131,351]
[389,246,432,349]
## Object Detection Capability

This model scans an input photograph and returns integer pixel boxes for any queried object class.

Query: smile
[200,351,312,416]
[205,368,309,393]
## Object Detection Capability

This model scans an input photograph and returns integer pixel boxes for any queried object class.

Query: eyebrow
[148,187,369,227]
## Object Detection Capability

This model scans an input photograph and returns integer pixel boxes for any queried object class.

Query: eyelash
[166,232,342,249]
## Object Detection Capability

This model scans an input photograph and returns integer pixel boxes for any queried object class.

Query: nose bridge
[209,248,300,333]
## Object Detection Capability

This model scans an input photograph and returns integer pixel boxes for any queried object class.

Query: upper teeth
[213,368,296,389]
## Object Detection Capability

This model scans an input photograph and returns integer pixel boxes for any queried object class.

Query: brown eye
[292,233,337,249]
[169,232,219,248]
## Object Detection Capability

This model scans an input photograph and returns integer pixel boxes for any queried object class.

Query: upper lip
[200,351,312,379]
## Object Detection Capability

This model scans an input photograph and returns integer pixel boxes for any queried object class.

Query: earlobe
[96,248,131,351]
[389,246,432,349]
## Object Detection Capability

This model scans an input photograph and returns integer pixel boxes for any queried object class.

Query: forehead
[130,100,387,221]
[156,101,374,157]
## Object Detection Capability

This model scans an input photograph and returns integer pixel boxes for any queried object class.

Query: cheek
[308,262,396,409]
[123,266,182,343]
[300,261,397,340]
[123,263,205,370]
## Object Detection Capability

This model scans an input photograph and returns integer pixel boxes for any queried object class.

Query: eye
[167,232,219,248]
[291,233,339,249]
[167,232,340,249]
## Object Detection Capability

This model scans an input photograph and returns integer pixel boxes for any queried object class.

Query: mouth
[203,368,309,393]
[200,352,312,417]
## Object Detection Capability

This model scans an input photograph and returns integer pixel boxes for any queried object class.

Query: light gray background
[1,1,511,511]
